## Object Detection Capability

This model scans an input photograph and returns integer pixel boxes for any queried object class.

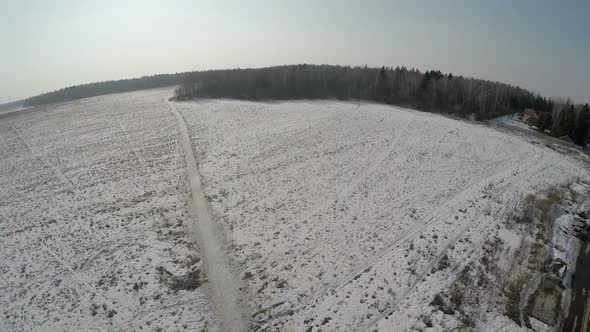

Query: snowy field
[1,88,589,331]
[0,89,217,331]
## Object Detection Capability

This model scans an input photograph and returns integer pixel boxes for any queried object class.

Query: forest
[175,65,590,146]
[0,100,23,112]
[23,73,182,107]
[21,64,590,146]
[175,65,549,119]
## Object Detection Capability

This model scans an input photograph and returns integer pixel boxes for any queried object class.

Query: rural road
[168,101,248,331]
[563,241,590,332]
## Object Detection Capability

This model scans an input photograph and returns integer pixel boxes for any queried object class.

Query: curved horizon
[1,0,589,103]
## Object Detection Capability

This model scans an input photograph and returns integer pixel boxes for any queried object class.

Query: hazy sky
[1,0,589,103]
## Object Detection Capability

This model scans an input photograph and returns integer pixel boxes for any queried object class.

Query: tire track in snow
[115,116,154,176]
[10,126,76,191]
[38,240,130,330]
[168,101,248,332]
[367,151,550,330]
[295,151,543,329]
[292,154,520,311]
[281,118,415,246]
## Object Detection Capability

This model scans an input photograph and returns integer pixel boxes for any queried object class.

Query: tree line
[534,99,590,146]
[176,64,589,145]
[22,64,589,146]
[0,100,23,112]
[23,73,184,107]
[175,64,553,120]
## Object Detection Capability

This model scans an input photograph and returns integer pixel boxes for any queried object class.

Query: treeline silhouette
[22,64,590,146]
[175,64,551,120]
[177,64,589,145]
[535,100,590,146]
[0,100,23,112]
[23,73,183,107]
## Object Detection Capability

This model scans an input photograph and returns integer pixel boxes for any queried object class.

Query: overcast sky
[1,0,589,103]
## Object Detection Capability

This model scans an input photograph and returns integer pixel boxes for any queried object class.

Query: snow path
[296,150,537,330]
[176,99,590,331]
[168,100,247,331]
[3,90,589,331]
[1,89,217,331]
[10,125,76,191]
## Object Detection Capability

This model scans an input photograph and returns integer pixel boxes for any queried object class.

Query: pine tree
[375,66,389,102]
[572,104,590,146]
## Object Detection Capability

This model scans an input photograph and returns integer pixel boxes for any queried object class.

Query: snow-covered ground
[0,89,218,331]
[493,114,537,133]
[176,99,590,331]
[1,88,589,331]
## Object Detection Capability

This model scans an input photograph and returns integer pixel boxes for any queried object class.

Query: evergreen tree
[375,66,389,101]
[572,104,590,146]
[24,64,581,131]
[536,112,553,132]
[562,105,577,137]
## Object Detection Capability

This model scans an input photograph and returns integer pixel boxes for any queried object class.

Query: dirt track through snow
[175,99,590,331]
[0,89,218,331]
[168,101,247,331]
[2,89,589,331]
